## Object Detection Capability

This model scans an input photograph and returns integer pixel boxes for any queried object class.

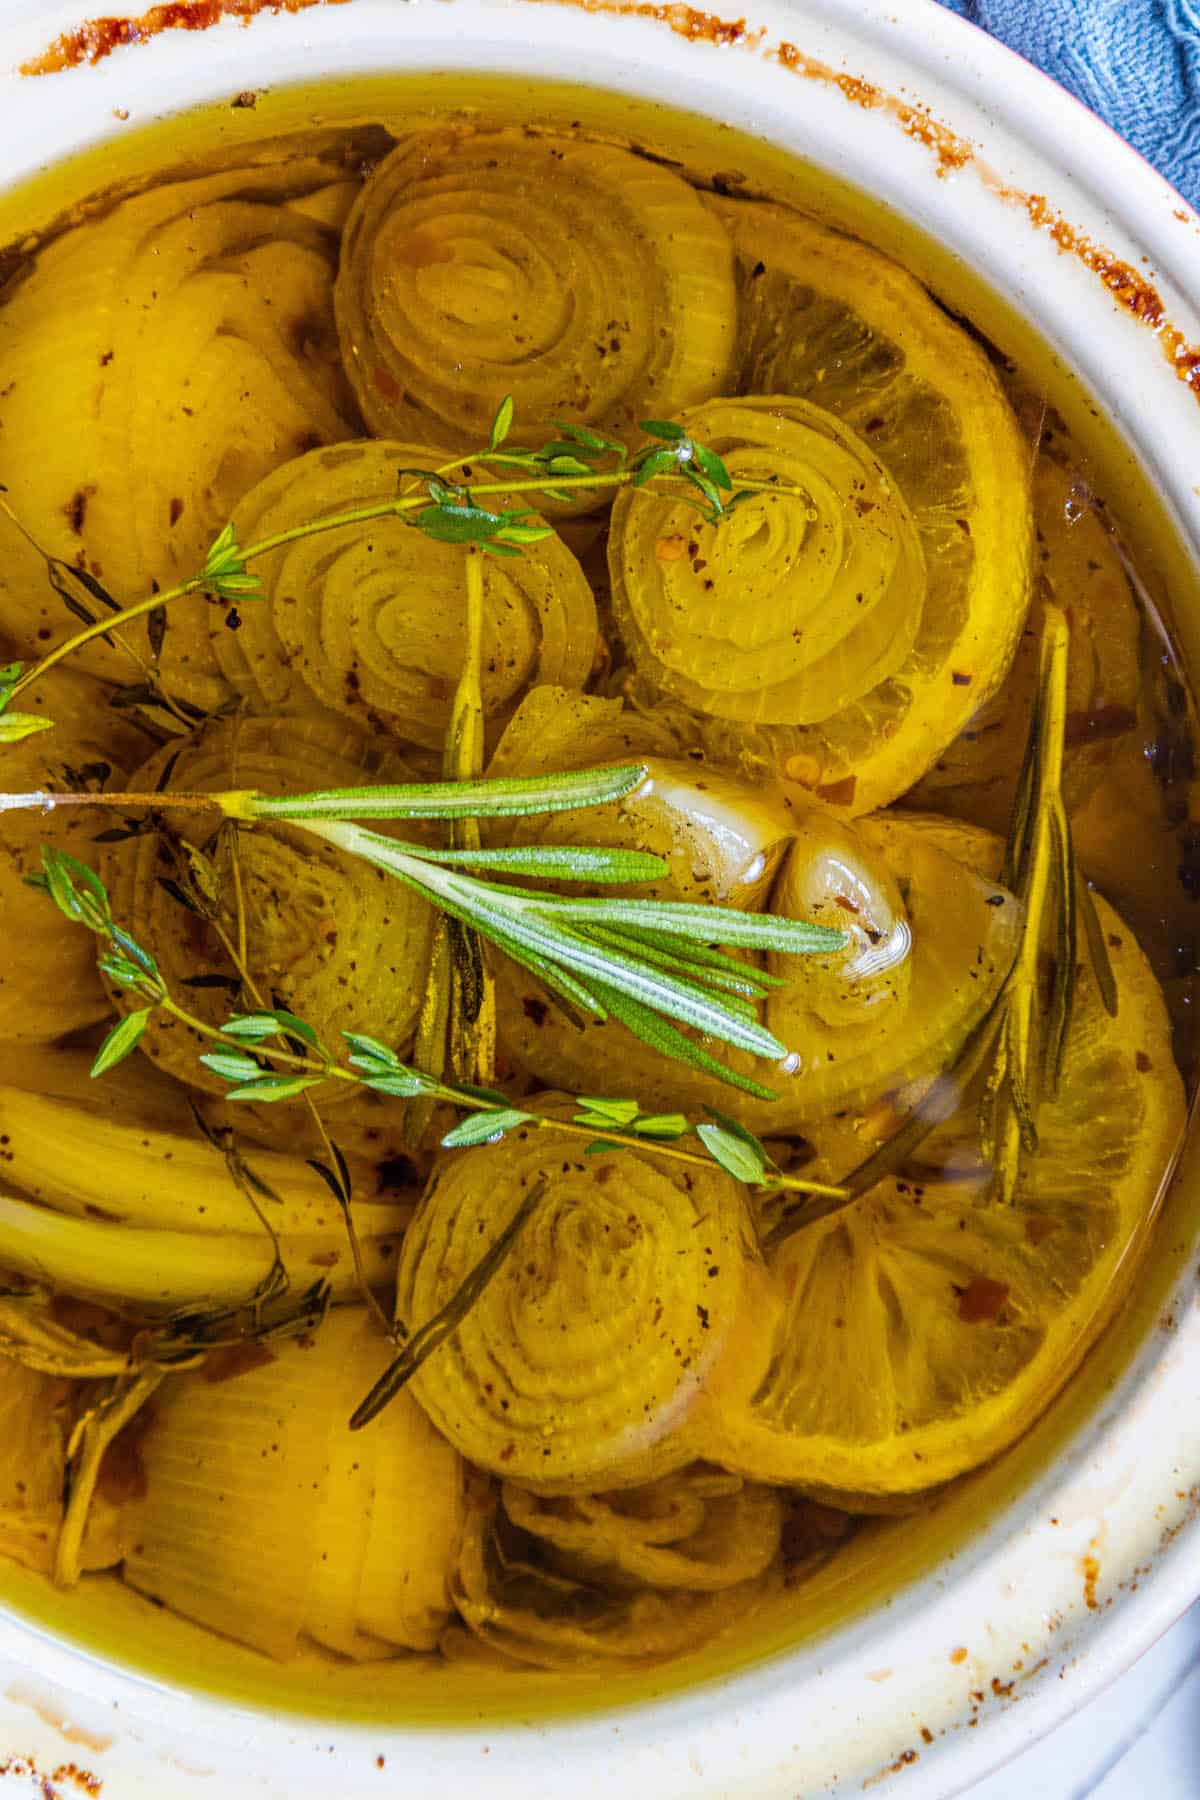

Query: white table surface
[964,1599,1200,1799]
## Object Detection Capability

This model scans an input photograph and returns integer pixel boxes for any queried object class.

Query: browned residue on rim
[528,0,1200,403]
[0,1755,103,1796]
[20,0,352,75]
[527,0,760,46]
[4,1689,114,1757]
[774,38,972,176]
[21,0,1200,396]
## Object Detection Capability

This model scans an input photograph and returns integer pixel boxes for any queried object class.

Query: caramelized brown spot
[395,230,454,270]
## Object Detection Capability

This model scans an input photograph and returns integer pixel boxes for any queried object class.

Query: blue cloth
[936,0,1200,208]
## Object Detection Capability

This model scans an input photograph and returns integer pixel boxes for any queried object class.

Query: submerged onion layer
[0,153,361,709]
[335,127,736,456]
[610,396,926,729]
[396,1105,776,1493]
[98,712,437,1117]
[216,439,598,749]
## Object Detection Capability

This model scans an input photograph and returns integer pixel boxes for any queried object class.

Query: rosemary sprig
[774,602,1119,1236]
[0,760,653,823]
[25,756,846,1094]
[0,400,801,737]
[28,849,847,1207]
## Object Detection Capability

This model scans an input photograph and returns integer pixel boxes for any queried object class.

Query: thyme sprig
[0,399,798,737]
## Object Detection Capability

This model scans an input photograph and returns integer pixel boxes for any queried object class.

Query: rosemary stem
[0,788,241,818]
[986,604,1070,1202]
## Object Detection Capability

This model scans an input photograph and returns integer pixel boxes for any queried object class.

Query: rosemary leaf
[585,978,779,1102]
[244,762,648,824]
[296,821,788,1061]
[394,841,670,884]
[532,894,846,956]
[1077,869,1120,1019]
[582,923,773,1000]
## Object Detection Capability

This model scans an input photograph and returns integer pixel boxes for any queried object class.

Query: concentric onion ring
[0,156,361,710]
[451,1474,776,1670]
[335,127,736,454]
[503,1465,782,1591]
[396,1102,774,1492]
[213,441,598,750]
[99,714,436,1107]
[624,196,1035,815]
[610,396,925,732]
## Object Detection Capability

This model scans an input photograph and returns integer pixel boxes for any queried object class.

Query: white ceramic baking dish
[0,2,1198,1794]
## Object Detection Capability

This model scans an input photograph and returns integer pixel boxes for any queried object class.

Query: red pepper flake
[201,1342,277,1383]
[1136,1050,1153,1072]
[21,0,352,76]
[834,893,861,915]
[956,1275,1009,1324]
[949,1646,968,1665]
[814,774,857,807]
[951,670,972,686]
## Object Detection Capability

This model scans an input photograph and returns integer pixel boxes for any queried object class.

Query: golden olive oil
[0,74,1196,1724]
